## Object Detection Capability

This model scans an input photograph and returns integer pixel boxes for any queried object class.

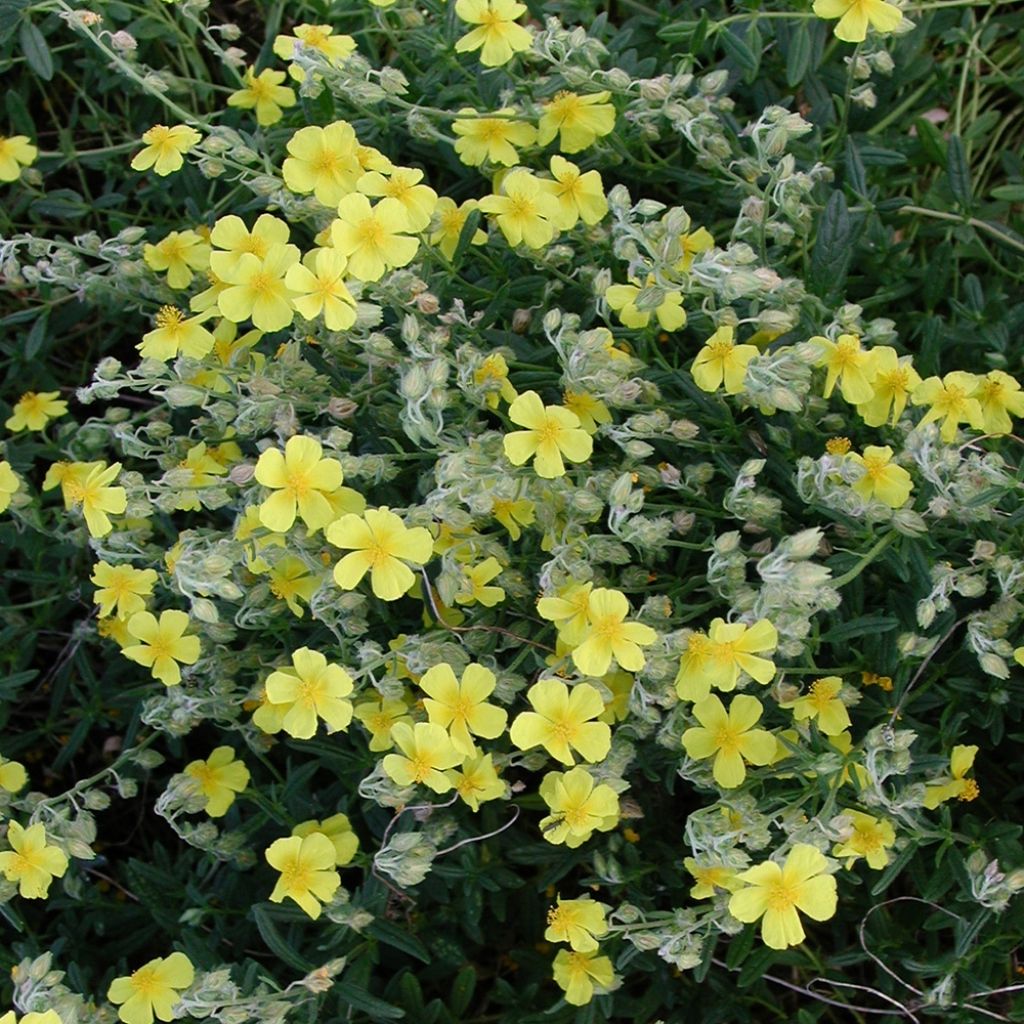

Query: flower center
[766,880,799,912]
[356,218,386,248]
[713,724,742,755]
[155,305,186,331]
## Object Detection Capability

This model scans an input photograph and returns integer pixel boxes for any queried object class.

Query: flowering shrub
[2,0,1024,1021]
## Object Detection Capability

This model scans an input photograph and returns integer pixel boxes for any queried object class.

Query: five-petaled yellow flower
[539,766,620,847]
[0,754,27,793]
[832,810,896,869]
[430,197,488,260]
[691,326,758,395]
[480,170,561,249]
[544,895,609,952]
[911,371,983,442]
[327,507,434,601]
[266,832,340,919]
[606,277,686,332]
[511,678,611,765]
[537,91,616,154]
[676,618,777,700]
[541,156,608,230]
[293,813,359,866]
[143,230,210,290]
[183,747,250,817]
[91,561,158,619]
[571,588,657,677]
[273,24,356,81]
[503,390,593,478]
[282,122,361,206]
[5,391,67,431]
[812,332,876,404]
[781,676,851,736]
[552,949,615,1006]
[419,662,508,755]
[682,694,776,788]
[131,125,201,176]
[108,952,195,1024]
[227,67,296,126]
[122,610,201,686]
[973,370,1024,435]
[447,752,506,810]
[285,248,357,331]
[255,435,345,533]
[264,647,354,739]
[849,445,913,508]
[0,821,68,898]
[139,306,215,362]
[454,0,532,67]
[452,109,537,167]
[383,721,462,793]
[331,194,419,282]
[214,243,299,332]
[0,461,20,514]
[65,461,127,538]
[729,844,837,949]
[856,346,921,427]
[923,744,979,808]
[0,133,37,182]
[813,0,902,43]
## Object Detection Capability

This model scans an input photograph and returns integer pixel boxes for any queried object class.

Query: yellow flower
[107,952,195,1024]
[420,662,507,756]
[5,390,66,432]
[832,810,896,869]
[0,460,20,514]
[64,461,127,537]
[430,198,488,261]
[729,844,838,949]
[144,230,210,289]
[923,744,979,809]
[510,679,610,765]
[0,1011,61,1024]
[331,193,419,282]
[691,325,758,394]
[138,306,215,362]
[545,896,609,952]
[272,24,356,80]
[210,213,290,275]
[690,617,778,695]
[131,124,201,176]
[539,766,619,847]
[266,832,340,919]
[911,371,984,442]
[552,949,614,1006]
[264,647,354,739]
[684,857,744,899]
[605,278,686,331]
[383,721,462,793]
[781,676,851,736]
[675,226,714,271]
[479,170,561,249]
[541,156,608,230]
[292,813,358,866]
[358,166,438,233]
[227,67,296,126]
[0,754,27,793]
[215,243,299,332]
[447,752,505,810]
[849,445,913,508]
[682,694,776,788]
[354,695,412,751]
[90,561,158,619]
[571,587,657,677]
[856,346,921,426]
[813,0,903,43]
[972,370,1024,435]
[0,821,68,898]
[491,494,534,540]
[452,109,537,167]
[282,122,361,206]
[537,91,616,154]
[503,390,592,478]
[563,391,611,435]
[122,610,201,686]
[254,434,343,533]
[454,0,532,67]
[811,333,876,404]
[0,133,37,182]
[455,557,506,608]
[537,581,593,645]
[327,507,434,601]
[285,248,357,332]
[265,555,321,617]
[183,747,249,817]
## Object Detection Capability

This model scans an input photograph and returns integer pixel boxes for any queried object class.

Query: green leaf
[449,966,476,1017]
[720,28,759,81]
[991,184,1024,202]
[452,208,483,264]
[19,19,53,81]
[334,981,405,1020]
[821,615,899,643]
[946,134,973,210]
[786,22,811,87]
[368,917,431,963]
[251,905,315,972]
[24,311,48,360]
[913,117,946,164]
[809,190,858,299]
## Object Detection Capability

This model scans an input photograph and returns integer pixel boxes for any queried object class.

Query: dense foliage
[2,1,1024,1022]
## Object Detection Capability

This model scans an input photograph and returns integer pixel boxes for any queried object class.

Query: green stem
[831,532,896,588]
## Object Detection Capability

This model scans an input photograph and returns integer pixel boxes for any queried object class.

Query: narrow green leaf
[251,906,315,972]
[452,208,482,264]
[19,19,53,81]
[991,184,1024,202]
[720,28,759,81]
[24,311,48,360]
[368,918,431,963]
[946,134,973,209]
[786,22,811,87]
[449,966,476,1017]
[334,981,405,1020]
[809,190,858,299]
[913,117,946,165]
